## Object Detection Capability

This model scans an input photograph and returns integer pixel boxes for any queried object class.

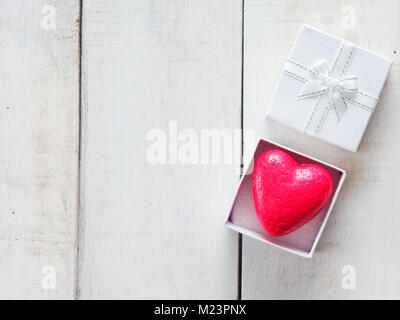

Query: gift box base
[225,138,346,258]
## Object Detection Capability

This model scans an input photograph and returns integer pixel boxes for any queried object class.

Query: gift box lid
[266,25,392,152]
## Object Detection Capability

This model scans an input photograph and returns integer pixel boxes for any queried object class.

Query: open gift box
[225,138,346,258]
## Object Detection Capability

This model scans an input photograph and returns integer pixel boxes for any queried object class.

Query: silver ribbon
[283,41,378,135]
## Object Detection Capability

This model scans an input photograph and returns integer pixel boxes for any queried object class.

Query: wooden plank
[0,0,80,298]
[78,0,242,299]
[243,0,400,299]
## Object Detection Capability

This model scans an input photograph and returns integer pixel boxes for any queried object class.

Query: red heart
[252,149,333,237]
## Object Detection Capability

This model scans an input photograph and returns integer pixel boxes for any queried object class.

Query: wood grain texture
[243,0,400,299]
[0,0,80,299]
[78,0,242,299]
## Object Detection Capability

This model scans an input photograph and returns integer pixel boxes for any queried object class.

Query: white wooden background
[1,0,399,299]
[0,0,79,299]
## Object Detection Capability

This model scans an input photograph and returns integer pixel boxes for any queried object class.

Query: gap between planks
[74,0,83,301]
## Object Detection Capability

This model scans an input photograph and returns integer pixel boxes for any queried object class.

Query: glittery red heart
[252,149,333,237]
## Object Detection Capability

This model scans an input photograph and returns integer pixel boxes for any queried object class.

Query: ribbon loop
[312,60,330,78]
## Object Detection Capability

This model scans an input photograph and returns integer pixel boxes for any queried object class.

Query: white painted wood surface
[1,0,399,299]
[243,0,400,299]
[0,0,80,299]
[78,0,242,299]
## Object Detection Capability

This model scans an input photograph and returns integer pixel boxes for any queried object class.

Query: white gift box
[267,25,392,152]
[225,138,346,258]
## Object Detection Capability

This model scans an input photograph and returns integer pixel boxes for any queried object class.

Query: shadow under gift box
[225,138,346,258]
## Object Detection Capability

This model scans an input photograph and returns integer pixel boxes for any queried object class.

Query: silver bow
[297,60,358,121]
[283,41,378,135]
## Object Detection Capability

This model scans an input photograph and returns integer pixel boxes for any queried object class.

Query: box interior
[226,139,344,256]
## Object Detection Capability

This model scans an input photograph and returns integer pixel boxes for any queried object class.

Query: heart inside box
[228,139,344,255]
